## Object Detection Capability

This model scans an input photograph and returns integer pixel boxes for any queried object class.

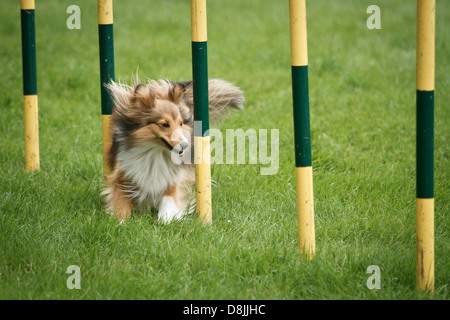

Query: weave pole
[416,0,435,293]
[97,0,115,181]
[20,0,39,172]
[289,0,315,259]
[191,0,212,224]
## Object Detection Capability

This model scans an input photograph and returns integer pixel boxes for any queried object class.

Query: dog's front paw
[157,196,186,224]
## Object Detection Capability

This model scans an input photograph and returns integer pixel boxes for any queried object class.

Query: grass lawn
[0,0,448,300]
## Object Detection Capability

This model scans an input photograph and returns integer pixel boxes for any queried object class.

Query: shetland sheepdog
[103,78,244,223]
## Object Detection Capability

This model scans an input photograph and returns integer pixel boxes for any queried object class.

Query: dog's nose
[180,142,189,150]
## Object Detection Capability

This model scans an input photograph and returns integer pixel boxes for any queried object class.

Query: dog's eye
[162,123,170,128]
[179,122,183,127]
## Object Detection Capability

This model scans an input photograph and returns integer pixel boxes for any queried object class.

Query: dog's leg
[157,185,186,224]
[157,196,184,224]
[108,185,132,222]
[105,168,132,222]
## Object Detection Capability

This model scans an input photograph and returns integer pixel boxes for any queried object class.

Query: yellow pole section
[289,0,308,67]
[98,0,113,25]
[416,198,434,292]
[295,167,315,259]
[191,0,207,42]
[23,95,39,171]
[416,0,435,91]
[194,136,212,224]
[20,0,35,10]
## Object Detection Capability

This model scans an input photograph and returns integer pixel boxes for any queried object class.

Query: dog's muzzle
[171,141,189,157]
[177,142,189,156]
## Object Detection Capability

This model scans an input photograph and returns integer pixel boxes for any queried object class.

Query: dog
[102,78,244,223]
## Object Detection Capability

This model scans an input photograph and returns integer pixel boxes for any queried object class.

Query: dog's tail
[177,79,244,122]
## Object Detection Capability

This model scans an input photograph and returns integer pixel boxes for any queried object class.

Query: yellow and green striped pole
[289,0,315,260]
[416,0,435,293]
[97,0,115,181]
[191,0,212,224]
[20,0,39,172]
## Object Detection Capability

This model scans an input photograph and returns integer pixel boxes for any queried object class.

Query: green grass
[0,0,448,300]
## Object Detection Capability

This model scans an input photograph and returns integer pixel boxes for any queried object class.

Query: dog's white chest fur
[117,144,181,208]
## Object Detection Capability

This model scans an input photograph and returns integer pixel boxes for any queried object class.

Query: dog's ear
[174,80,192,91]
[168,84,184,105]
[133,83,156,108]
[165,82,191,124]
[169,81,192,124]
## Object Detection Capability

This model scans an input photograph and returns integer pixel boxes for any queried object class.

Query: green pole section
[98,24,115,115]
[291,65,312,167]
[192,41,209,135]
[21,9,37,96]
[416,91,434,199]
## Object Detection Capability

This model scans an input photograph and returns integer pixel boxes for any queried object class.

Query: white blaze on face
[170,128,192,164]
[171,128,189,147]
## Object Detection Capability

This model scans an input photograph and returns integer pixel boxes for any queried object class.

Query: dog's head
[107,81,193,155]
